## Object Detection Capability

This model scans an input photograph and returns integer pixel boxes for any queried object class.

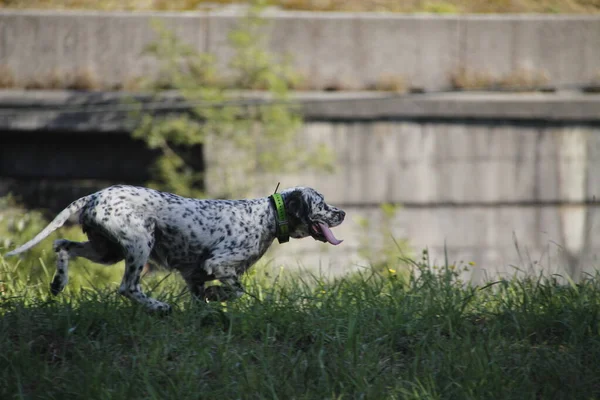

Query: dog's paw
[50,274,66,296]
[147,301,172,315]
[203,286,229,302]
[204,285,244,302]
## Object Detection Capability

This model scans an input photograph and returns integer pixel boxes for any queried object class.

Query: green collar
[269,193,289,244]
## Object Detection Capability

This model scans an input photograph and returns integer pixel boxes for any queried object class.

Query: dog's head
[281,187,345,245]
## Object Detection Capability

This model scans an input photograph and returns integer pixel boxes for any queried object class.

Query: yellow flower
[468,261,476,266]
[388,268,396,274]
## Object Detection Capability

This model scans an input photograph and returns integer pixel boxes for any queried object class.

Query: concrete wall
[255,121,600,282]
[1,10,599,90]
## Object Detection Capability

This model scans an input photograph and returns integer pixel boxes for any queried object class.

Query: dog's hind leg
[51,240,71,296]
[116,221,171,313]
[51,239,123,296]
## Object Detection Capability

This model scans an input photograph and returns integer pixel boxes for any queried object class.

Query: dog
[5,185,345,312]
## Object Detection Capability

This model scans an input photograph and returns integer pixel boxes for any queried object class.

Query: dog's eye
[315,203,327,212]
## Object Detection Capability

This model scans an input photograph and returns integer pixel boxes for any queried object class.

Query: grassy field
[1,0,599,14]
[2,247,600,399]
[2,201,600,398]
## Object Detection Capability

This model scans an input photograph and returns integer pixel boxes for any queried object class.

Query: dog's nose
[339,210,346,219]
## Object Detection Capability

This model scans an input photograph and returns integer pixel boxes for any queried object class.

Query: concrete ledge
[298,92,600,122]
[0,90,599,132]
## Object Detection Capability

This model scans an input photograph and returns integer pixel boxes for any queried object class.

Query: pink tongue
[318,223,343,245]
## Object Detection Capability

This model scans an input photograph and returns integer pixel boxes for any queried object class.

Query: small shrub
[450,67,496,90]
[373,74,407,92]
[582,70,600,93]
[498,67,550,91]
[451,66,551,91]
[121,75,144,91]
[67,68,102,91]
[24,68,65,90]
[422,1,460,13]
[0,64,16,89]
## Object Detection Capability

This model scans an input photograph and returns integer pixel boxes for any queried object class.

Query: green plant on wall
[133,0,332,198]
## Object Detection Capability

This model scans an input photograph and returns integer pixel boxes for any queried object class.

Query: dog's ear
[284,190,309,222]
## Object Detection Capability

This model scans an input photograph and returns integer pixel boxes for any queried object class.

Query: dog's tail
[4,195,92,257]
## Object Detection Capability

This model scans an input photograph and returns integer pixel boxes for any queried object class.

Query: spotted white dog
[5,185,345,312]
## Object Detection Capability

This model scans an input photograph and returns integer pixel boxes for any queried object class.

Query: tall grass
[1,248,600,399]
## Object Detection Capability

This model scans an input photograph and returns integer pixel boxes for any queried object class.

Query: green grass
[2,249,600,399]
[2,200,600,398]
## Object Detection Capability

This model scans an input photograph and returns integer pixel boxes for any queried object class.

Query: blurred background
[1,0,600,283]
